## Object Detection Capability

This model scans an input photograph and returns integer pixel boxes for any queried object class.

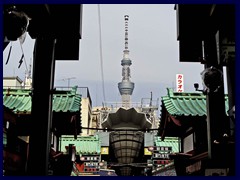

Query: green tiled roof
[154,136,179,153]
[3,87,81,114]
[162,88,229,116]
[60,135,101,155]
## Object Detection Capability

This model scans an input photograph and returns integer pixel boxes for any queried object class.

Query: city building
[3,64,33,90]
[174,4,235,175]
[158,88,232,175]
[3,86,82,175]
[80,90,93,136]
[3,106,27,175]
[3,4,235,176]
[151,136,180,176]
[3,76,23,89]
[4,4,83,175]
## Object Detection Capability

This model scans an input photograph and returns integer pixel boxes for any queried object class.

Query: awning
[3,87,81,114]
[59,135,101,155]
[154,136,180,153]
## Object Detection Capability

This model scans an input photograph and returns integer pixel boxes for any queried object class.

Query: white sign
[153,153,169,159]
[176,74,184,92]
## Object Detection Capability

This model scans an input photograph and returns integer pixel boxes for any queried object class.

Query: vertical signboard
[176,74,184,92]
[150,146,172,166]
[80,156,100,172]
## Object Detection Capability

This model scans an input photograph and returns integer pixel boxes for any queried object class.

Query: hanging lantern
[4,6,29,41]
[200,66,223,93]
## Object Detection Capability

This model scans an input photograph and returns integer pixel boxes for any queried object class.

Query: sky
[3,4,208,107]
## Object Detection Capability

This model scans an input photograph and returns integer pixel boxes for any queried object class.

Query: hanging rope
[18,54,24,68]
[19,39,28,72]
[98,4,106,103]
[5,42,12,65]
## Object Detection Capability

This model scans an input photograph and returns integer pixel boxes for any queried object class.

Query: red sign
[153,160,170,165]
[84,168,99,172]
[176,74,184,92]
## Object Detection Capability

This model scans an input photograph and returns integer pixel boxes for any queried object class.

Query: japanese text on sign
[80,156,99,161]
[176,74,184,92]
[153,160,170,165]
[153,153,169,159]
[148,146,172,152]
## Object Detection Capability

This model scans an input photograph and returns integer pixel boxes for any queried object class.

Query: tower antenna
[124,15,129,50]
[118,15,135,108]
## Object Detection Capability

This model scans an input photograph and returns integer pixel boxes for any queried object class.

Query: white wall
[3,77,23,88]
[81,98,92,136]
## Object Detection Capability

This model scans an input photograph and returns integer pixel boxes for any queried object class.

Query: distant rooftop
[3,76,23,83]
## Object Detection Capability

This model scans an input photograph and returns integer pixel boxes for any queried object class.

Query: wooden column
[204,34,229,167]
[27,37,56,175]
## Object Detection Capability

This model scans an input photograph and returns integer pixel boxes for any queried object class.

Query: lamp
[193,83,206,94]
[194,83,200,91]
